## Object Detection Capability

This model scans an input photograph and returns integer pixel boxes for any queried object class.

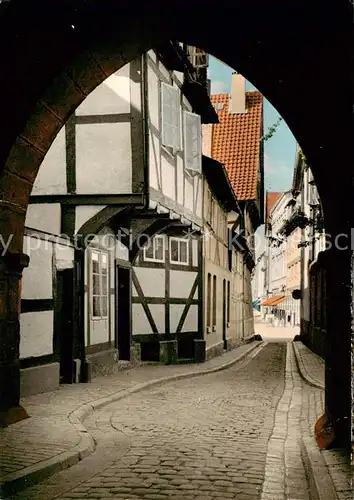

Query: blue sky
[208,57,297,193]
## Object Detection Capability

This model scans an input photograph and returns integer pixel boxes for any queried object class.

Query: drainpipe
[75,247,88,382]
[141,52,150,211]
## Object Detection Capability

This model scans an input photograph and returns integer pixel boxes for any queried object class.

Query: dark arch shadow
[0,0,351,449]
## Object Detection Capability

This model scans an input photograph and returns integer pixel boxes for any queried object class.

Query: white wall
[21,237,52,360]
[75,122,132,194]
[25,204,61,235]
[147,52,203,226]
[32,128,67,195]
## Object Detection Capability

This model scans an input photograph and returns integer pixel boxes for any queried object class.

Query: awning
[272,296,286,306]
[260,295,285,307]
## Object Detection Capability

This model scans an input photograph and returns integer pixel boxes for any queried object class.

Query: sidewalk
[293,341,351,500]
[0,341,260,496]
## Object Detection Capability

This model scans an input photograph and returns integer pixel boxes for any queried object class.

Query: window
[207,273,212,329]
[144,235,165,263]
[170,237,189,265]
[91,250,109,319]
[212,275,217,326]
[183,110,202,174]
[161,82,180,149]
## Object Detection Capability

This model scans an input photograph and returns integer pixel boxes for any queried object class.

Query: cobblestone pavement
[10,342,316,500]
[0,342,257,481]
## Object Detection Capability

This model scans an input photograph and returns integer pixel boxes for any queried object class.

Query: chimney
[229,72,246,114]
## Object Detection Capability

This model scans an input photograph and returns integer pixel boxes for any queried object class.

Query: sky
[207,57,297,194]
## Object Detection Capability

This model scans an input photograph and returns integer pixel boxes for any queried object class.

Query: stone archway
[0,0,352,446]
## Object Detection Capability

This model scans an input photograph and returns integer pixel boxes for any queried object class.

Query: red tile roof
[265,192,283,223]
[210,91,263,201]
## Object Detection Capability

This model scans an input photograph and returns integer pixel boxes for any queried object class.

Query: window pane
[102,274,108,295]
[170,239,179,261]
[144,241,154,259]
[155,237,164,261]
[101,296,108,317]
[92,253,99,274]
[180,241,188,263]
[93,296,101,316]
[93,273,100,295]
[101,253,108,273]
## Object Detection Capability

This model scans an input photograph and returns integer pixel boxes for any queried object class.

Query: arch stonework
[0,0,352,446]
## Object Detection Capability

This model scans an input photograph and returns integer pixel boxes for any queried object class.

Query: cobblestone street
[9,342,316,500]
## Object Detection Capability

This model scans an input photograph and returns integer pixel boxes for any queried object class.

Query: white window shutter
[161,82,180,149]
[184,111,202,174]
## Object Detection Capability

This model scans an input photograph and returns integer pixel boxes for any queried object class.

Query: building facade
[262,191,291,325]
[290,149,326,356]
[208,73,264,340]
[20,43,218,396]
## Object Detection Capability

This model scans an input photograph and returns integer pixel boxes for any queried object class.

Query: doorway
[222,279,227,350]
[55,268,76,384]
[115,264,132,361]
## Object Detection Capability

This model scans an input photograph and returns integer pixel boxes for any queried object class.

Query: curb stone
[291,344,338,500]
[301,436,339,500]
[1,340,264,497]
[292,341,324,390]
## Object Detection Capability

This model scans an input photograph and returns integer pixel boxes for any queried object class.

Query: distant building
[209,73,264,339]
[290,147,326,355]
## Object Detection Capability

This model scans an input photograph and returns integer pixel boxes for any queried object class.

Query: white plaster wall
[161,155,176,200]
[22,238,53,299]
[170,270,197,299]
[25,204,61,235]
[75,206,105,234]
[204,258,234,350]
[76,64,131,115]
[116,240,129,261]
[76,122,132,194]
[149,304,165,333]
[176,155,184,205]
[192,240,198,267]
[184,176,194,212]
[133,303,153,335]
[181,305,198,332]
[149,134,161,191]
[20,312,53,359]
[133,267,165,298]
[170,304,184,333]
[32,128,67,195]
[54,243,75,270]
[194,177,202,219]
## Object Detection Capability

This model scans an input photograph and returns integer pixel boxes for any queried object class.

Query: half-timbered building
[209,75,264,341]
[20,42,218,395]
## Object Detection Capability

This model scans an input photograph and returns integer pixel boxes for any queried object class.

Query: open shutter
[184,111,201,174]
[161,82,180,149]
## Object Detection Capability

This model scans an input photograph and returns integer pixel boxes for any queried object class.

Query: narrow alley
[2,324,350,500]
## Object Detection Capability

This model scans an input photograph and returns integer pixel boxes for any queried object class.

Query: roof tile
[210,92,263,201]
[265,192,283,224]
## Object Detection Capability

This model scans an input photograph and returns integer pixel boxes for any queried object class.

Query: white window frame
[143,235,165,263]
[90,249,109,320]
[183,110,202,175]
[169,237,189,265]
[161,81,181,150]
